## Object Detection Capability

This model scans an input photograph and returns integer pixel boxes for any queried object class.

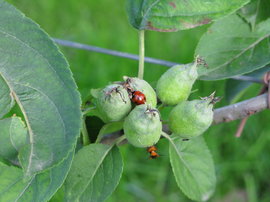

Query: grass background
[7,0,270,201]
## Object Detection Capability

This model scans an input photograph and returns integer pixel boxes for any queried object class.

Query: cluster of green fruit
[93,61,215,148]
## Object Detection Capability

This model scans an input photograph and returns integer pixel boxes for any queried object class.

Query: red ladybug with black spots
[131,91,146,105]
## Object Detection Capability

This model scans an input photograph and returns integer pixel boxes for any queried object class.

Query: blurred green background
[7,0,270,201]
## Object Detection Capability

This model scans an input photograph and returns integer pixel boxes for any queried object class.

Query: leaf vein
[169,139,202,196]
[207,34,270,74]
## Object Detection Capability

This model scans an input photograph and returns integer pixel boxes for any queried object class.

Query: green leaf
[0,150,74,202]
[0,116,28,161]
[196,14,270,80]
[239,0,270,30]
[49,186,65,202]
[169,135,216,201]
[225,65,270,103]
[95,121,124,143]
[0,1,82,176]
[82,88,101,108]
[225,80,251,104]
[65,144,123,202]
[126,0,249,32]
[0,76,14,118]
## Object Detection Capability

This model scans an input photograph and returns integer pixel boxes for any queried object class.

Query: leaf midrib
[204,33,270,76]
[169,138,202,198]
[141,0,160,27]
[0,71,35,176]
[74,145,114,201]
[13,81,67,141]
[0,27,70,174]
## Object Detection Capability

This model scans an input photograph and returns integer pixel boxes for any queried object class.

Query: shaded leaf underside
[127,0,249,31]
[239,0,270,30]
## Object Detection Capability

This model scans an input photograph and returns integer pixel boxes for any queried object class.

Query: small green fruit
[169,99,213,138]
[124,76,157,107]
[124,104,162,147]
[156,63,198,105]
[96,84,131,123]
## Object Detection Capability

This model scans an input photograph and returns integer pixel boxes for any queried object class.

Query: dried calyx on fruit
[123,76,157,107]
[96,84,131,123]
[124,104,162,147]
[156,62,198,105]
[169,93,218,138]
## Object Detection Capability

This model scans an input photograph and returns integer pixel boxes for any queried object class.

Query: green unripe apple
[124,76,157,107]
[169,99,213,138]
[156,63,198,105]
[96,84,131,123]
[124,104,162,147]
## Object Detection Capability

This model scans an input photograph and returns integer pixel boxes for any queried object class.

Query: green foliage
[126,0,249,31]
[0,77,14,118]
[0,0,82,176]
[96,121,124,143]
[65,144,123,202]
[239,0,270,30]
[0,117,28,161]
[225,65,270,103]
[0,151,73,202]
[2,0,270,201]
[168,136,216,201]
[196,14,270,80]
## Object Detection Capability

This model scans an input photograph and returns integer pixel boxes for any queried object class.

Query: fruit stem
[115,135,126,146]
[161,132,171,141]
[138,30,145,79]
[161,132,179,151]
[81,115,90,146]
[82,106,96,115]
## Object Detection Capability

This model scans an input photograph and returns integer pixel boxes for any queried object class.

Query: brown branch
[213,93,268,124]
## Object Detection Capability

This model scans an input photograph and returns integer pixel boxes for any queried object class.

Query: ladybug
[147,145,160,159]
[131,91,146,105]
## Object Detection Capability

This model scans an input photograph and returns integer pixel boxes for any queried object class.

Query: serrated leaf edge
[71,144,114,201]
[168,138,203,201]
[0,0,82,176]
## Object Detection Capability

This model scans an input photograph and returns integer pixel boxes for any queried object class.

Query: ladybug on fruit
[123,76,157,107]
[131,91,146,105]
